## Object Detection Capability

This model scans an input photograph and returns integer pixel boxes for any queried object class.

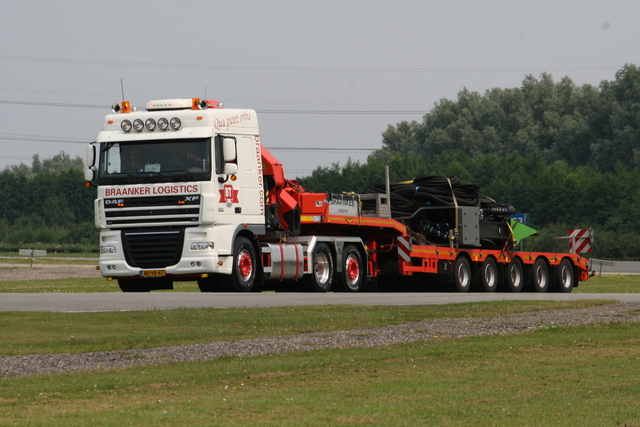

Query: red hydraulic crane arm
[260,144,305,234]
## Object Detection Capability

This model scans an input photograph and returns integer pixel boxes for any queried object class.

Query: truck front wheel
[228,236,258,292]
[338,245,364,292]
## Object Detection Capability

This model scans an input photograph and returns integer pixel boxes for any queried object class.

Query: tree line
[3,64,639,258]
[0,152,98,252]
[374,63,640,172]
[298,64,640,260]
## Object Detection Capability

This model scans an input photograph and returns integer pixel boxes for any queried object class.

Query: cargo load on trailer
[362,175,517,248]
[84,97,591,293]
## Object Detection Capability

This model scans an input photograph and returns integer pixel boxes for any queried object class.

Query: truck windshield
[98,138,211,184]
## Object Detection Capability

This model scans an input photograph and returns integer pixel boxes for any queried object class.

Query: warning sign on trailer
[569,228,593,254]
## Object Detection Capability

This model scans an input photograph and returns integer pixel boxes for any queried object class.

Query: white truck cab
[85,98,265,291]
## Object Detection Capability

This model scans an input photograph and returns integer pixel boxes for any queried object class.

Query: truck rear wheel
[531,258,549,293]
[479,258,498,293]
[555,259,575,293]
[227,236,258,292]
[506,259,524,293]
[453,257,471,293]
[305,243,334,292]
[338,245,364,292]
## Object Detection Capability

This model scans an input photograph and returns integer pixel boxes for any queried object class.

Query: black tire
[479,258,498,293]
[229,236,258,292]
[506,259,524,293]
[531,258,549,293]
[453,257,472,293]
[304,243,334,292]
[118,279,151,292]
[556,259,575,293]
[338,245,364,292]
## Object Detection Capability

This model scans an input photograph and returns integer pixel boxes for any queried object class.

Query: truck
[84,97,591,293]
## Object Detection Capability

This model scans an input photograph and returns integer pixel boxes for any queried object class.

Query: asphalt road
[2,292,640,312]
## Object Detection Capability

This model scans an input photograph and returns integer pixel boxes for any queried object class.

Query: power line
[259,110,423,115]
[0,99,426,115]
[0,55,623,74]
[0,133,87,144]
[267,147,377,152]
[0,154,31,160]
[0,100,107,109]
[0,134,379,152]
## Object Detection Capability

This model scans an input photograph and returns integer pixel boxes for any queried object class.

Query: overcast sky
[1,1,639,177]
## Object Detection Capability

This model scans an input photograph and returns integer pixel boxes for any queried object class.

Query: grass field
[1,308,639,426]
[0,300,609,356]
[2,257,640,425]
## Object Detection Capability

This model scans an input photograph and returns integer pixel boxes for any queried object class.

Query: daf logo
[105,199,124,205]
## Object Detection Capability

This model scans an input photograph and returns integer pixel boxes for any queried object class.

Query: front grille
[122,228,185,268]
[104,195,201,227]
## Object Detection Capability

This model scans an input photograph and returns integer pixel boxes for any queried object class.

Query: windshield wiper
[112,173,140,184]
[142,171,170,183]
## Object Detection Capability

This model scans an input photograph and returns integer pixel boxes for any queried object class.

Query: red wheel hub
[346,256,359,281]
[238,252,253,278]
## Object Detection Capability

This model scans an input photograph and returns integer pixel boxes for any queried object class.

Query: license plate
[140,269,166,277]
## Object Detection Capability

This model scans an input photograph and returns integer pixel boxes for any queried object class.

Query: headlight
[101,245,117,254]
[145,118,156,131]
[158,117,169,131]
[170,117,182,130]
[190,242,214,251]
[121,120,132,132]
[133,119,144,132]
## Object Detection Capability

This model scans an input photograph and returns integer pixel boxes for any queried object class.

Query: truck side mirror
[224,163,238,175]
[222,138,236,162]
[86,143,97,168]
[218,137,238,182]
[84,168,95,181]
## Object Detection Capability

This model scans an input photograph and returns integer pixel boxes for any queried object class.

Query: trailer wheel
[506,259,524,293]
[338,245,364,292]
[305,243,334,292]
[453,257,472,293]
[479,258,498,293]
[118,279,151,292]
[531,258,549,293]
[556,259,574,293]
[228,236,258,292]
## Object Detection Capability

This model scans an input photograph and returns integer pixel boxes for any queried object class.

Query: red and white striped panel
[397,236,411,262]
[569,228,593,253]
